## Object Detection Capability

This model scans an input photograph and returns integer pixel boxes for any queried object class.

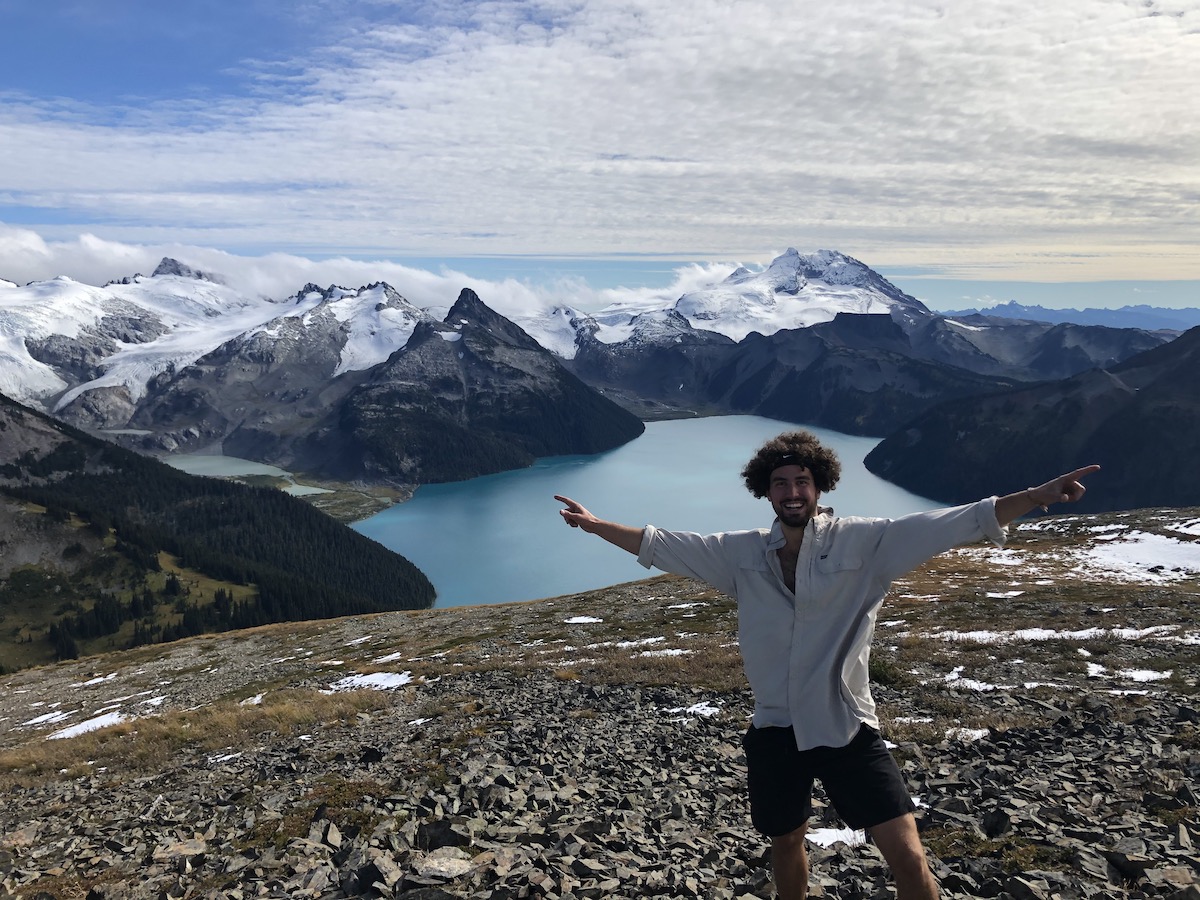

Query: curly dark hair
[741,431,842,498]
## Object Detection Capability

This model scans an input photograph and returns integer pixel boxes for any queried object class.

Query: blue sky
[2,0,1198,309]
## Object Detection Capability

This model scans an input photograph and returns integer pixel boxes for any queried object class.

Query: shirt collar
[765,507,833,550]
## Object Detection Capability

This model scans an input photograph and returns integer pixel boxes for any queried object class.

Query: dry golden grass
[238,774,391,852]
[922,825,1075,874]
[0,688,389,788]
[555,637,746,692]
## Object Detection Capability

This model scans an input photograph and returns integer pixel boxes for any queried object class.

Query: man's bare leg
[771,822,809,899]
[868,813,938,900]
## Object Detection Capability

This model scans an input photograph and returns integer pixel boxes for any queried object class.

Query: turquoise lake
[352,416,939,608]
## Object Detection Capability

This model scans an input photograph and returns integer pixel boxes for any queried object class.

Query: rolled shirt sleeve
[637,524,744,598]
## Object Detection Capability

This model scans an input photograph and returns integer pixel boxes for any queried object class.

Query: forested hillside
[0,393,434,670]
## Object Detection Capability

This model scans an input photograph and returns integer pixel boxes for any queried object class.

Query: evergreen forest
[0,395,435,669]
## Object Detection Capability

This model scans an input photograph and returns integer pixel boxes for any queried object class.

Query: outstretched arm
[555,495,644,555]
[994,465,1101,527]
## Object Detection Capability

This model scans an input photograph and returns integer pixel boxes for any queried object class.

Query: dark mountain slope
[567,312,1021,435]
[704,316,1020,436]
[903,315,1166,381]
[301,289,646,484]
[864,326,1200,512]
[0,393,434,667]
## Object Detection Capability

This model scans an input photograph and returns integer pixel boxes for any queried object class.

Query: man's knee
[868,815,927,871]
[770,823,811,900]
[771,821,809,850]
[868,815,937,898]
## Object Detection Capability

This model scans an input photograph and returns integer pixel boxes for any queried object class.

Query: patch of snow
[47,712,127,740]
[1119,668,1172,682]
[73,672,119,688]
[616,637,665,648]
[1074,531,1200,582]
[945,319,987,332]
[930,625,1182,644]
[943,666,1010,692]
[564,616,603,624]
[947,728,990,742]
[22,709,75,726]
[325,671,415,692]
[806,827,868,848]
[666,701,722,718]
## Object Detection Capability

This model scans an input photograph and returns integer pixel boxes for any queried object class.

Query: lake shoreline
[160,408,742,524]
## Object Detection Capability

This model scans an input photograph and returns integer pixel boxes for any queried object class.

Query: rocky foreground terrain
[1,508,1198,899]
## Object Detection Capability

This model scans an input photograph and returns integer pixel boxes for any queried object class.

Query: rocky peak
[624,309,711,345]
[443,288,544,351]
[151,257,223,284]
[291,282,338,303]
[760,247,807,294]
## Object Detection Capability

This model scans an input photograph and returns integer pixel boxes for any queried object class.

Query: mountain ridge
[0,251,1180,504]
[940,300,1200,334]
[864,325,1200,512]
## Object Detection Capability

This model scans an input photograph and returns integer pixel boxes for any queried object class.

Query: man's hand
[1027,465,1102,511]
[554,495,644,555]
[995,465,1101,526]
[555,495,599,531]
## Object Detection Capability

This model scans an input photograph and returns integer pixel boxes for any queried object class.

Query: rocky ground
[1,508,1198,899]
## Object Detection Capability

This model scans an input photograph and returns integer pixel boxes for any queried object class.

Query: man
[555,430,1099,900]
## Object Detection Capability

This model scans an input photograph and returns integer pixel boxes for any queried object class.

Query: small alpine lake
[352,416,939,607]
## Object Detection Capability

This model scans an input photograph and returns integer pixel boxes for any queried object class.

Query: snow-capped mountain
[0,250,1175,491]
[1,248,927,415]
[0,263,450,430]
[0,261,644,485]
[253,282,435,379]
[575,248,932,349]
[1,261,295,412]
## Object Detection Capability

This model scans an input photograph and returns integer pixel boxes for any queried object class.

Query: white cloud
[0,224,731,318]
[2,0,1199,279]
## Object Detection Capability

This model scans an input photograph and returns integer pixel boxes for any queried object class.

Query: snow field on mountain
[2,249,927,409]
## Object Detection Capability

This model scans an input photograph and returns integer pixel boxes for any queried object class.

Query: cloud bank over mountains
[0,224,743,320]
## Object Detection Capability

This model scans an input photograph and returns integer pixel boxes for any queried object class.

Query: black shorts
[742,723,915,836]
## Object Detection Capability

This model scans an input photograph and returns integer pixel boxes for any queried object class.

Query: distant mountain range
[1,261,644,487]
[939,300,1200,334]
[0,249,1190,511]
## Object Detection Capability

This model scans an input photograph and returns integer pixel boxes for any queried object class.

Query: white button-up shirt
[637,498,1006,750]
